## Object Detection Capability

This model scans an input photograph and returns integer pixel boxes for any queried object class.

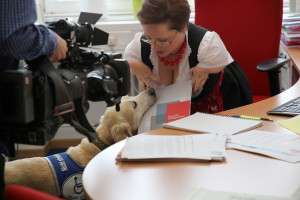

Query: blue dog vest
[46,152,85,199]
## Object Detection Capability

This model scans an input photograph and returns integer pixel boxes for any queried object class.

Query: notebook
[162,112,263,136]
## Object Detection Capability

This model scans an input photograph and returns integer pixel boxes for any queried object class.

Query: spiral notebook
[162,112,262,136]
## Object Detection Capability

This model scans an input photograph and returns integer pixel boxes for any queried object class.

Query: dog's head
[96,88,156,145]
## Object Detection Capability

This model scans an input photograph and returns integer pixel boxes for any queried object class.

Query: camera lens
[86,65,118,102]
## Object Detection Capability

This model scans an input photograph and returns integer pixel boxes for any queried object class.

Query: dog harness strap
[46,152,85,199]
[72,98,98,142]
[93,136,110,151]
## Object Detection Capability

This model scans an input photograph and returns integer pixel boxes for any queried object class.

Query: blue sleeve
[0,0,57,60]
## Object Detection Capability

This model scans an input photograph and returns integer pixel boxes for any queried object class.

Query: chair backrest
[5,184,66,200]
[194,0,283,96]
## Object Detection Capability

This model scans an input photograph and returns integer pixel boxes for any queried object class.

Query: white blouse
[123,30,234,88]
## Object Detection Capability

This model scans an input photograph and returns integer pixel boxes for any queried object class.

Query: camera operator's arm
[49,33,68,62]
[0,0,67,69]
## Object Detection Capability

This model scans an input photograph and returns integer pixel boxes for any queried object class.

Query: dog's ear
[110,122,132,143]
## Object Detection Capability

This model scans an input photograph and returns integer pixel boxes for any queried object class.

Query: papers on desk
[116,134,227,162]
[226,130,300,163]
[185,186,300,200]
[277,115,300,135]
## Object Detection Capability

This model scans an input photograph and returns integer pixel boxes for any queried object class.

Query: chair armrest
[257,57,289,96]
[257,58,289,72]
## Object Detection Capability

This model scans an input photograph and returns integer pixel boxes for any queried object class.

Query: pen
[232,115,273,121]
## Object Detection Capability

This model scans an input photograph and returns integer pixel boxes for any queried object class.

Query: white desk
[82,81,300,200]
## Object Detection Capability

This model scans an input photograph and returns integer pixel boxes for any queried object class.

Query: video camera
[0,13,130,157]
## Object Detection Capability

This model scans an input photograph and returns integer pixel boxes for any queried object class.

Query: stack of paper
[227,130,300,163]
[282,13,300,48]
[116,134,227,162]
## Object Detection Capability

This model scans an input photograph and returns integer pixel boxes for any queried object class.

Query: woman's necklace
[158,36,187,67]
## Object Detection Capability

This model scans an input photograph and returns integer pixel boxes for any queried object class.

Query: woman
[124,0,252,114]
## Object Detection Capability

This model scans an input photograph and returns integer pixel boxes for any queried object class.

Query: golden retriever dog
[4,88,156,199]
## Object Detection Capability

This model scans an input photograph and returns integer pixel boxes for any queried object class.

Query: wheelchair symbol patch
[62,172,85,200]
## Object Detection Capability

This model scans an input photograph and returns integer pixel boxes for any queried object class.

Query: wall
[93,21,143,53]
[279,43,293,92]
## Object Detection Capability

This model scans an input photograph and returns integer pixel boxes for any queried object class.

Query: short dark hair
[137,0,191,32]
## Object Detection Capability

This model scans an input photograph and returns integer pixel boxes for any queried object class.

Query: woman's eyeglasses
[141,32,177,47]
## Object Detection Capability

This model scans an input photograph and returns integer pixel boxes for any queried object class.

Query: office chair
[5,184,66,200]
[194,0,289,102]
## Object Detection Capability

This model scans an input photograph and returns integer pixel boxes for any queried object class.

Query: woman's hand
[190,65,225,95]
[128,60,161,90]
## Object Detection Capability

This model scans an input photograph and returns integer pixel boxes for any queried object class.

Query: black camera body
[0,66,66,154]
[0,70,34,124]
[0,17,130,156]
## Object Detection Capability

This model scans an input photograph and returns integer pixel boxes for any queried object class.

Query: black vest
[140,23,253,110]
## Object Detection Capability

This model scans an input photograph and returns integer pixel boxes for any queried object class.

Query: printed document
[185,186,300,200]
[116,133,226,162]
[227,130,300,162]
